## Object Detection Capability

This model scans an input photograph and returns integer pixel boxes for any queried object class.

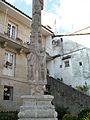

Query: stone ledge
[21,95,54,99]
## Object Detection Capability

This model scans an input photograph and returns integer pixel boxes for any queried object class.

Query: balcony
[0,24,30,54]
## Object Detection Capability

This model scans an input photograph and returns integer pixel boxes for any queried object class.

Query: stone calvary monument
[28,0,46,95]
[18,0,57,119]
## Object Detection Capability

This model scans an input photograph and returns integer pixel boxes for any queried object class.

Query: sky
[6,0,90,34]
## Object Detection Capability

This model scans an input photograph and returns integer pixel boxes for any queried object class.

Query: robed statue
[28,0,46,95]
[39,0,44,10]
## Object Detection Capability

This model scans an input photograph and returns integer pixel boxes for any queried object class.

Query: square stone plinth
[18,95,57,120]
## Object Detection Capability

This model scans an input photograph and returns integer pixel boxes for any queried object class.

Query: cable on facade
[52,32,90,38]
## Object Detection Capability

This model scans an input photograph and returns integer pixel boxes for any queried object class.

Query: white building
[46,27,90,95]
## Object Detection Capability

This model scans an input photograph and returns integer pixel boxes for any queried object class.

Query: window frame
[79,62,82,66]
[3,51,16,77]
[7,22,17,40]
[3,85,13,100]
[64,60,70,67]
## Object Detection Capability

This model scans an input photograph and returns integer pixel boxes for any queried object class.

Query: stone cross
[27,0,47,95]
[18,1,57,119]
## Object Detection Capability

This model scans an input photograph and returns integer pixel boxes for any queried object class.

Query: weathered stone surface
[18,95,57,119]
[47,76,90,115]
[18,0,57,120]
[27,0,46,95]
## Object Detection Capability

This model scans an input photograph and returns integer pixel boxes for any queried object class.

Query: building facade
[0,0,53,111]
[47,27,90,95]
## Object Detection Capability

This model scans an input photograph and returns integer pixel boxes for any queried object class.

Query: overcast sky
[6,0,90,34]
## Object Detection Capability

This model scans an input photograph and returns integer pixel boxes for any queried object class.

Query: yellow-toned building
[0,0,53,111]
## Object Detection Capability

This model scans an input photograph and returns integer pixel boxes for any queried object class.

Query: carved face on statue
[39,0,43,10]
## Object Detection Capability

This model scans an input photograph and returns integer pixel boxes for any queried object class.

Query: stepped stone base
[18,95,57,120]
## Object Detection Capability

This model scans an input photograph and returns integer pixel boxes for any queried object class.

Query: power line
[71,26,90,34]
[52,32,90,38]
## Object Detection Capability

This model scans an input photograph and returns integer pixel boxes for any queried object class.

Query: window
[60,65,62,68]
[61,78,63,81]
[3,51,15,76]
[7,22,17,39]
[79,62,82,66]
[3,86,13,100]
[61,38,63,42]
[64,60,70,67]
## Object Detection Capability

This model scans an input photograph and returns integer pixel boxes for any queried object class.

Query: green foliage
[78,109,90,120]
[55,106,69,120]
[76,82,89,94]
[83,113,90,120]
[56,109,90,120]
[0,111,18,120]
[62,114,78,120]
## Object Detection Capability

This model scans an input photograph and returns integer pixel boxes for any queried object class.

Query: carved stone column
[27,0,47,95]
[18,0,57,119]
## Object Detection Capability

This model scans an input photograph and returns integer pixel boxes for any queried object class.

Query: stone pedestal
[18,0,58,119]
[18,95,57,120]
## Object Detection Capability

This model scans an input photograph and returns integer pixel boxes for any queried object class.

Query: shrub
[83,113,90,120]
[0,111,18,120]
[78,109,90,120]
[55,106,69,120]
[62,114,78,120]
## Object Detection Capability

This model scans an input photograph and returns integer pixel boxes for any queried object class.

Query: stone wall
[0,79,29,111]
[47,76,90,115]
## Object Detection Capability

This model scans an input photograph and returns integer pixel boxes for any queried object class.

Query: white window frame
[3,51,16,76]
[7,22,17,40]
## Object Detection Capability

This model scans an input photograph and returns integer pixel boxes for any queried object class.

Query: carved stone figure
[39,0,44,10]
[18,1,57,119]
[27,0,46,95]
